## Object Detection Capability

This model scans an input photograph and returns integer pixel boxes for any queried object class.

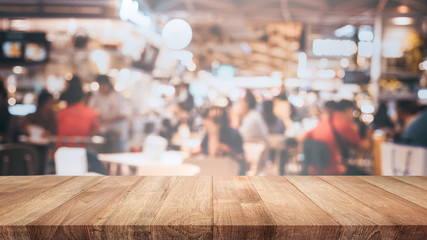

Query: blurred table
[0,176,426,239]
[98,151,194,175]
[185,154,241,176]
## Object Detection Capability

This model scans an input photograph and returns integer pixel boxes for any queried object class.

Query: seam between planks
[356,176,427,210]
[24,176,109,226]
[281,176,341,226]
[317,176,394,217]
[390,177,427,192]
[318,176,427,227]
[3,176,81,213]
[147,176,183,230]
[248,177,278,228]
[210,176,215,240]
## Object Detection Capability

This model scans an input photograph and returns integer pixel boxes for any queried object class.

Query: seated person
[21,89,57,139]
[201,107,246,175]
[57,76,104,174]
[400,104,427,147]
[58,76,99,142]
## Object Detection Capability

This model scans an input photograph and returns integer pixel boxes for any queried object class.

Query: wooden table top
[0,176,426,239]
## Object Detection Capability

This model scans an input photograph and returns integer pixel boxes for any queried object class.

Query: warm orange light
[397,5,409,14]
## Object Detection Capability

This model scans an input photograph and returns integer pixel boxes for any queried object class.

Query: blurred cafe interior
[0,0,427,177]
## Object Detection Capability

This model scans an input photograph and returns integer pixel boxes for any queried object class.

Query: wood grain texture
[358,176,427,209]
[393,176,427,190]
[321,176,427,239]
[213,176,275,240]
[285,176,401,239]
[250,176,340,239]
[0,176,106,240]
[151,176,213,240]
[90,176,178,239]
[29,176,140,240]
[0,176,426,240]
[0,176,72,212]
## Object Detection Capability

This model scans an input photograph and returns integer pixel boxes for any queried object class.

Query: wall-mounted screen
[0,31,49,64]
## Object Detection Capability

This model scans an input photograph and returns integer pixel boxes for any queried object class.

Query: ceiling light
[334,25,356,38]
[397,5,410,14]
[419,61,427,70]
[12,66,23,74]
[418,89,427,100]
[391,17,414,25]
[313,39,357,56]
[340,58,350,68]
[162,19,192,50]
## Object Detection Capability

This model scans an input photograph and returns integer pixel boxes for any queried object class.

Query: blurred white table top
[98,151,190,167]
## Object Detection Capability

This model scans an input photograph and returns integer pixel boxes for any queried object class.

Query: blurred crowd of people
[1,75,427,175]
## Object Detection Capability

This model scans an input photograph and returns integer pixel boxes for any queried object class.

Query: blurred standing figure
[273,93,293,129]
[238,90,269,142]
[58,76,99,139]
[305,100,370,175]
[238,90,269,174]
[21,90,57,138]
[372,102,394,130]
[263,100,285,134]
[89,75,130,152]
[0,80,11,143]
[201,106,246,175]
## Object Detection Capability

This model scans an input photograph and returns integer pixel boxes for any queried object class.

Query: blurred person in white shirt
[237,90,269,142]
[89,75,130,152]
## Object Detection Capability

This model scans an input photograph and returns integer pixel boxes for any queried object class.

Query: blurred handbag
[303,138,330,168]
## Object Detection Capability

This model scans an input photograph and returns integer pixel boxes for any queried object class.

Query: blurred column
[370,0,387,106]
[370,14,383,107]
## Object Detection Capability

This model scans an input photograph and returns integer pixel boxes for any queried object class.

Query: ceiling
[142,0,427,75]
[0,0,120,18]
[145,0,427,25]
[0,0,426,75]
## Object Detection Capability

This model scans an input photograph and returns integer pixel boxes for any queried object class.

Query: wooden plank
[213,176,275,240]
[151,176,212,240]
[393,176,427,191]
[0,176,72,211]
[359,176,427,209]
[0,176,41,191]
[27,176,140,240]
[285,176,400,239]
[250,176,339,239]
[0,176,106,240]
[90,176,178,239]
[321,176,427,239]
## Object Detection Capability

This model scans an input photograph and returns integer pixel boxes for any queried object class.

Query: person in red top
[57,76,99,141]
[305,100,370,175]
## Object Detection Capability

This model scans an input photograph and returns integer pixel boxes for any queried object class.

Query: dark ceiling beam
[288,0,330,11]
[404,0,427,11]
[241,0,278,12]
[327,0,375,11]
[192,0,237,11]
[184,0,195,11]
[151,0,182,12]
[376,0,388,13]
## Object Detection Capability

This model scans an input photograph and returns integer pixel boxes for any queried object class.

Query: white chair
[243,141,267,175]
[135,163,200,176]
[54,147,89,176]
